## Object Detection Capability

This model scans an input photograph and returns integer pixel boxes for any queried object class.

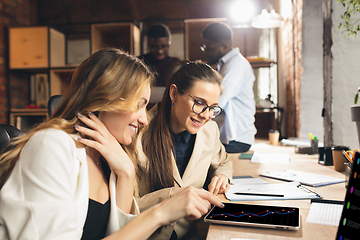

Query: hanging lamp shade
[251,9,283,28]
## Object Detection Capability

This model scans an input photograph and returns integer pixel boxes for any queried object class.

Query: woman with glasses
[137,61,233,240]
[0,49,224,240]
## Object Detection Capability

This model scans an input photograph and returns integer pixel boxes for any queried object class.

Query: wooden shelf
[10,109,48,132]
[8,22,140,129]
[50,67,77,96]
[248,59,276,68]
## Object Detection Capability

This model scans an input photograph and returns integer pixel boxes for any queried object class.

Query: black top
[171,130,196,177]
[138,53,180,87]
[81,199,111,240]
[81,159,111,240]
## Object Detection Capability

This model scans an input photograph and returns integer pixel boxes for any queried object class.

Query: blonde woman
[0,49,223,240]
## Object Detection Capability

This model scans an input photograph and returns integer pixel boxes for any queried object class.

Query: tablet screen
[204,202,300,230]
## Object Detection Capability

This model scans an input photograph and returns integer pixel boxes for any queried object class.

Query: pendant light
[251,6,283,28]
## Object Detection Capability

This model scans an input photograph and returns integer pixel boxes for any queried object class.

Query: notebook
[336,150,360,240]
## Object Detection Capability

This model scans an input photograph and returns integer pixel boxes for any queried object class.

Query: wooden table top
[205,143,346,240]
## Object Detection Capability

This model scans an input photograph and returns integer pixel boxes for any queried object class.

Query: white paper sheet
[250,152,290,164]
[306,202,343,226]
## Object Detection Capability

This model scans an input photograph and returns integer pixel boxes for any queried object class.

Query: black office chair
[0,124,24,154]
[47,95,64,117]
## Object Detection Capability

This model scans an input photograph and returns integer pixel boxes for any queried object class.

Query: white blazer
[0,129,138,240]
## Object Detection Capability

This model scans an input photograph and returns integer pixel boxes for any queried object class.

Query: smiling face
[169,81,221,134]
[98,84,151,145]
[148,37,170,61]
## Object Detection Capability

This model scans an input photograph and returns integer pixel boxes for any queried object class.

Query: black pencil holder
[318,147,333,166]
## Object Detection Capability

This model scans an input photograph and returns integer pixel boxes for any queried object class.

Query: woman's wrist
[147,202,169,227]
[115,169,135,182]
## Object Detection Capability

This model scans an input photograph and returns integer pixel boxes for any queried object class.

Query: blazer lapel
[172,153,183,187]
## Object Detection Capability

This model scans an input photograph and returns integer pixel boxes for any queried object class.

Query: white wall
[300,0,324,142]
[332,0,360,149]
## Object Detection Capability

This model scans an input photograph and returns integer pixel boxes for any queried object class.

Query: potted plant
[337,0,360,147]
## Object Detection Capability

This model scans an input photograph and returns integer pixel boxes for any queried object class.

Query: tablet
[204,202,300,230]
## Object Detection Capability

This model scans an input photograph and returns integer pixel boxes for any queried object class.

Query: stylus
[234,192,284,197]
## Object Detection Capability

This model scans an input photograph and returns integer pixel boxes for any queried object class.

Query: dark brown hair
[142,61,222,192]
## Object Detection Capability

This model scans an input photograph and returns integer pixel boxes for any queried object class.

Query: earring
[172,102,174,106]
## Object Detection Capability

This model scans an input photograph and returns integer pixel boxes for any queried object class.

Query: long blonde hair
[0,48,154,189]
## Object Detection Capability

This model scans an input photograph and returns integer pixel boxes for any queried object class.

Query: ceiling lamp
[230,0,256,24]
[251,8,284,28]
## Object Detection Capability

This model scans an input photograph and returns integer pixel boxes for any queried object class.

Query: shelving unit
[49,67,77,96]
[9,109,48,132]
[8,22,140,130]
[91,22,140,56]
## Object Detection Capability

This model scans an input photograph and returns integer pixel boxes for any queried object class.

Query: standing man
[201,22,256,153]
[138,23,180,87]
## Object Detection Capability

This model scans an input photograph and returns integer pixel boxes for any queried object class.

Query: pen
[234,192,284,197]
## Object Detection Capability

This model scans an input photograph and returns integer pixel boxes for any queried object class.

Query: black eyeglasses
[178,88,222,119]
[149,44,169,51]
[200,44,221,52]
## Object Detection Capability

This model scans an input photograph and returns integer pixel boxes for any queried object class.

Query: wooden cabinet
[10,27,65,69]
[91,22,140,56]
[8,22,140,130]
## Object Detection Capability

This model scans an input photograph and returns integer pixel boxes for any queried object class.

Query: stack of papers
[260,170,345,187]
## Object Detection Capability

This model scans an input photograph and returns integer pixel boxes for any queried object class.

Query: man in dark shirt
[138,24,180,87]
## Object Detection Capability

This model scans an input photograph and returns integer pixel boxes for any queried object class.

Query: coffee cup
[331,145,350,172]
[268,129,280,145]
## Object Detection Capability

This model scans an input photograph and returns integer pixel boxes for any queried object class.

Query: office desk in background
[206,144,346,240]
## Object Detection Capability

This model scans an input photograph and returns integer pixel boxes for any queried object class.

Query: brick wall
[0,0,32,124]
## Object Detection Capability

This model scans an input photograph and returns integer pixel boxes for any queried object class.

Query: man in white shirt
[201,22,257,153]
